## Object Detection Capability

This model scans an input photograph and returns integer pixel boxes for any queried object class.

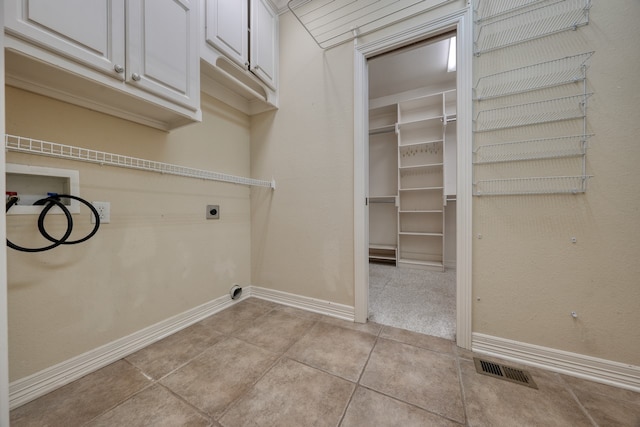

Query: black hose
[6,196,74,252]
[37,195,100,244]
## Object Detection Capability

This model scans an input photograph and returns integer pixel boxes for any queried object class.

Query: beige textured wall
[5,88,252,380]
[252,2,640,367]
[472,1,640,366]
[250,12,355,305]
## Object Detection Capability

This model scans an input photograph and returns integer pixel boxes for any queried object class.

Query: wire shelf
[474,175,591,195]
[474,134,593,163]
[475,52,593,100]
[475,0,549,22]
[288,0,455,49]
[4,134,275,189]
[474,0,591,54]
[474,93,591,132]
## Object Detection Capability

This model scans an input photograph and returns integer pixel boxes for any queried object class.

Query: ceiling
[368,37,455,100]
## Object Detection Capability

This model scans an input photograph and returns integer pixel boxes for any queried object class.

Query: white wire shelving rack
[4,134,276,189]
[474,175,592,196]
[474,93,592,133]
[472,0,594,196]
[288,0,455,49]
[474,134,593,164]
[474,51,594,101]
[474,0,591,55]
[475,0,549,22]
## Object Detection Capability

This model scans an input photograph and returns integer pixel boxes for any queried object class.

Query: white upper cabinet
[200,0,278,115]
[127,0,200,111]
[4,0,126,78]
[205,0,249,69]
[250,0,277,90]
[4,0,201,130]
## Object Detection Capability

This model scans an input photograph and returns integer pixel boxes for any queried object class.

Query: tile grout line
[336,323,384,426]
[215,315,322,422]
[117,356,221,425]
[377,333,458,357]
[353,383,467,426]
[453,346,470,426]
[355,330,468,426]
[557,374,600,427]
[79,361,157,427]
[121,304,284,424]
[156,382,216,424]
[132,331,229,383]
[214,354,286,422]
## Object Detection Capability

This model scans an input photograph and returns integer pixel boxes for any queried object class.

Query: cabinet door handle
[114,64,124,73]
[131,73,141,81]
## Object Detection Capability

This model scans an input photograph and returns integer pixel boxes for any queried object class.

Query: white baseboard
[472,332,640,393]
[9,292,243,409]
[9,287,355,410]
[246,285,355,321]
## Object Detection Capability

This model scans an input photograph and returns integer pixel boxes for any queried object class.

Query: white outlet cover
[91,201,110,224]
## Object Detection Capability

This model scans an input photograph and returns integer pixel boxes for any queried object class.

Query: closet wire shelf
[474,134,593,163]
[474,52,594,100]
[474,175,592,196]
[4,134,276,189]
[474,93,592,132]
[288,0,455,49]
[475,0,565,22]
[474,0,591,55]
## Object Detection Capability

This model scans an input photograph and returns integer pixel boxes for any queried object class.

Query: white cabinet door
[127,0,200,111]
[4,0,126,79]
[204,0,249,69]
[250,0,277,90]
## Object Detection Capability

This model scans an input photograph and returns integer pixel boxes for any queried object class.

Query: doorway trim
[353,6,473,349]
[0,0,11,421]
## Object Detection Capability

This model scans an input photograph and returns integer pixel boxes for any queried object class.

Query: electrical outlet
[91,201,110,224]
[206,205,220,220]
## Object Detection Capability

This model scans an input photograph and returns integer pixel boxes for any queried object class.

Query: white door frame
[1,0,13,421]
[353,6,473,349]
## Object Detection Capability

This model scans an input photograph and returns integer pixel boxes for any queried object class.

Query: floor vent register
[473,358,538,389]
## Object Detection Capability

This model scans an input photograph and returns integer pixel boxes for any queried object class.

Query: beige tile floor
[10,298,640,426]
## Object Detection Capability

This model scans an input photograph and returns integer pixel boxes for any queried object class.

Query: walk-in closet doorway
[367,33,458,340]
[353,8,473,349]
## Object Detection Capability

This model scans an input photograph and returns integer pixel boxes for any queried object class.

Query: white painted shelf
[369,244,397,264]
[369,89,454,270]
[399,187,444,192]
[369,195,397,203]
[400,163,444,171]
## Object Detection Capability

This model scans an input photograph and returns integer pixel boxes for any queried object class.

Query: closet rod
[4,134,276,189]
